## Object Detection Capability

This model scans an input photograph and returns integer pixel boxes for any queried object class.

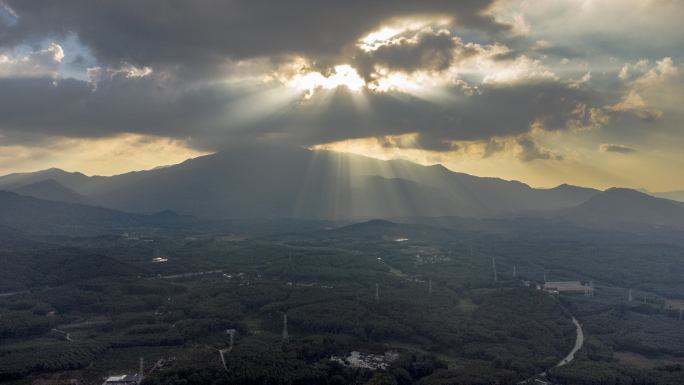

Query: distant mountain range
[0,145,683,228]
[636,188,684,203]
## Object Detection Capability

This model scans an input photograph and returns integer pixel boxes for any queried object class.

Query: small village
[413,253,451,266]
[330,350,399,371]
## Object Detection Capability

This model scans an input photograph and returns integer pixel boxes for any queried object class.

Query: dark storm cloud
[516,138,562,162]
[0,0,601,157]
[0,59,596,155]
[0,74,255,138]
[352,28,461,81]
[236,77,596,153]
[0,0,510,70]
[4,67,596,153]
[600,144,637,154]
[482,139,506,158]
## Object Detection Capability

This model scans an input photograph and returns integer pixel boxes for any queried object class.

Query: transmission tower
[227,329,236,350]
[282,315,288,340]
[375,284,379,302]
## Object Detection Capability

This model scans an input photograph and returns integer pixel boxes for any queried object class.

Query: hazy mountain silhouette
[0,190,145,233]
[0,155,684,228]
[0,190,201,235]
[636,188,684,203]
[9,179,91,205]
[0,145,608,220]
[549,188,684,227]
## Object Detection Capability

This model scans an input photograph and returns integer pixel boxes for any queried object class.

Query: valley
[1,215,683,384]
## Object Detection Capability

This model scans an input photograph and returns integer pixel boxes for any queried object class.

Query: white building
[101,374,142,385]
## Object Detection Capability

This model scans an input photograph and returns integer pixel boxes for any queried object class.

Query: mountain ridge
[545,188,684,227]
[0,146,605,220]
[9,179,91,205]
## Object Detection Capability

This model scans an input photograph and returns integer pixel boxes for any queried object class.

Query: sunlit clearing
[0,134,210,176]
[290,65,365,96]
[223,85,302,127]
[359,16,453,51]
[312,134,428,162]
[368,69,461,95]
[362,27,404,44]
[294,142,456,220]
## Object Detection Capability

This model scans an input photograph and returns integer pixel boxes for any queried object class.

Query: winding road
[51,328,73,341]
[520,316,584,384]
[556,317,584,367]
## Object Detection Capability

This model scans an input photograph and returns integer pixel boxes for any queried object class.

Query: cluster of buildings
[413,254,451,266]
[156,270,223,279]
[400,246,452,267]
[223,272,245,280]
[330,351,399,371]
[543,281,595,296]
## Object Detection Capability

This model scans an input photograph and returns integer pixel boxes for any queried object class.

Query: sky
[0,0,682,191]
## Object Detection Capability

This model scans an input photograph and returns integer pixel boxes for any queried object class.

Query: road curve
[556,316,584,367]
[519,316,584,384]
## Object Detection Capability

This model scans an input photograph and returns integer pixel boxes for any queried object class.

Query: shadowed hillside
[549,188,684,227]
[9,179,91,205]
[0,145,602,220]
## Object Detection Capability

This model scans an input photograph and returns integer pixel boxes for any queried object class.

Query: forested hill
[1,215,684,384]
[8,179,91,205]
[548,188,684,227]
[0,190,194,235]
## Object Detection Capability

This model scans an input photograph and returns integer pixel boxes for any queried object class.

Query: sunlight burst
[290,65,366,95]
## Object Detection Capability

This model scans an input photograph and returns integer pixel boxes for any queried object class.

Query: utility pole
[513,266,516,277]
[629,289,632,302]
[492,258,495,268]
[282,315,288,340]
[429,277,432,294]
[139,357,144,382]
[375,284,379,302]
[494,268,497,282]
